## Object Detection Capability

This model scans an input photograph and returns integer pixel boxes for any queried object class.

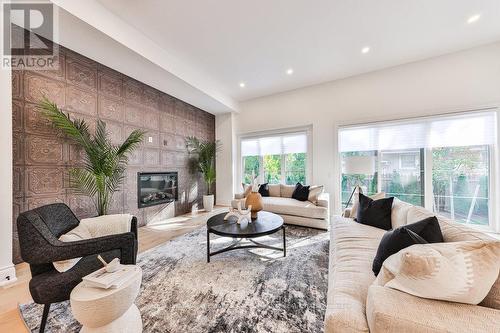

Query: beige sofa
[325,199,500,333]
[233,184,329,229]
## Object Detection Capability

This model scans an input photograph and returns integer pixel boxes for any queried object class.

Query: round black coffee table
[206,211,286,262]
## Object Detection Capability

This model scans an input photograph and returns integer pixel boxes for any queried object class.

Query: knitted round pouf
[70,266,142,333]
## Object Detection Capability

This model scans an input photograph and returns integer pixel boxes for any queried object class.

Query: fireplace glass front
[137,172,178,208]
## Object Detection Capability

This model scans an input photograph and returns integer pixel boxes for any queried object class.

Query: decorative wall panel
[11,29,215,263]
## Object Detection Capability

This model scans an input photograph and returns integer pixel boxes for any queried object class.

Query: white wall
[215,113,237,205]
[229,42,500,218]
[0,40,16,284]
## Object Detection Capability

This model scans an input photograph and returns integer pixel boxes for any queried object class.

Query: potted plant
[40,98,146,216]
[185,136,221,212]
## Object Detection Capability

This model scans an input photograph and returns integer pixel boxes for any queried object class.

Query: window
[339,111,497,228]
[381,149,424,206]
[241,131,309,185]
[242,155,260,184]
[432,145,490,225]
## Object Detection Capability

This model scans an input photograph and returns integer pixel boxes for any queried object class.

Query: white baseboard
[215,200,232,207]
[0,264,17,287]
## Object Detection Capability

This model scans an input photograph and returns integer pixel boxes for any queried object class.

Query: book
[82,264,138,289]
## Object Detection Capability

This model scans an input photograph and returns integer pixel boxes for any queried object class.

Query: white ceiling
[95,0,500,102]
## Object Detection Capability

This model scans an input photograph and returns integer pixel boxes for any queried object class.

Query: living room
[1,1,499,332]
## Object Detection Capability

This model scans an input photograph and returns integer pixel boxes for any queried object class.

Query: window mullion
[376,150,381,193]
[424,148,434,211]
[259,156,264,184]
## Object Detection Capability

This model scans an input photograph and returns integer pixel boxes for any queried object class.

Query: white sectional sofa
[233,184,330,230]
[325,199,500,333]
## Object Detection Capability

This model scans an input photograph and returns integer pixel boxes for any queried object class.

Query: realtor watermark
[2,1,59,70]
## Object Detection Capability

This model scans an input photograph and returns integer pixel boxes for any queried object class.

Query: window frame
[238,126,313,187]
[336,108,499,233]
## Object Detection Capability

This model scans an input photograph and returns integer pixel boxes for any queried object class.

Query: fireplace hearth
[137,172,178,208]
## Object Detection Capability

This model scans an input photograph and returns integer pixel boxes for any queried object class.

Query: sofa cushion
[280,184,295,198]
[391,198,412,228]
[261,197,328,219]
[435,215,500,310]
[292,183,310,201]
[268,184,281,197]
[325,217,386,333]
[366,285,500,333]
[258,183,270,197]
[357,194,394,230]
[374,240,500,305]
[350,190,385,219]
[308,185,323,204]
[406,206,434,224]
[372,216,444,276]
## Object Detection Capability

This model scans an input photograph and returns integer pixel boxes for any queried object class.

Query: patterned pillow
[374,240,500,304]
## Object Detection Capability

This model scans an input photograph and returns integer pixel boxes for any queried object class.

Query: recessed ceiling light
[467,14,481,24]
[239,82,246,88]
[361,46,370,54]
[286,68,294,75]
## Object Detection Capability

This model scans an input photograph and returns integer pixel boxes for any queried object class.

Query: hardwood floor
[0,207,227,333]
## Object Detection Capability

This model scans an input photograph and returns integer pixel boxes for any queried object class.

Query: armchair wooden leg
[39,303,51,333]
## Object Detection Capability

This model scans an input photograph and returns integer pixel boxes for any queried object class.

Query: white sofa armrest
[316,192,330,208]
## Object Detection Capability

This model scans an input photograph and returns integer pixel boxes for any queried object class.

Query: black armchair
[17,203,138,333]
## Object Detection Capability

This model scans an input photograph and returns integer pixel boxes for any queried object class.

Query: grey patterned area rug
[20,225,329,333]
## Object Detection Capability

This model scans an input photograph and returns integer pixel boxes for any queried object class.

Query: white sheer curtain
[241,132,308,156]
[339,111,497,152]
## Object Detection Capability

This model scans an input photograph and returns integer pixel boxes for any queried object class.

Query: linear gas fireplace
[137,172,178,208]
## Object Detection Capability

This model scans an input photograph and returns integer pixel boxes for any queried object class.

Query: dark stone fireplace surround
[11,26,215,263]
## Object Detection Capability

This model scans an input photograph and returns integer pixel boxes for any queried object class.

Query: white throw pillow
[80,214,132,238]
[349,188,385,219]
[53,224,92,272]
[308,185,324,204]
[53,214,132,272]
[390,198,413,229]
[374,240,500,305]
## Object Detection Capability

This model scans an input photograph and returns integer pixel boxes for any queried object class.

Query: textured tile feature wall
[11,30,215,263]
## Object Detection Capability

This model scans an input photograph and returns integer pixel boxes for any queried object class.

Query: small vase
[203,194,214,212]
[245,192,263,219]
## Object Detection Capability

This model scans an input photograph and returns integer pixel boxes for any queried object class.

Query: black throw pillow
[292,183,310,201]
[258,183,270,197]
[356,193,394,230]
[372,216,444,276]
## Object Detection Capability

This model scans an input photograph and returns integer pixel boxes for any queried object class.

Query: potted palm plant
[185,136,221,212]
[40,98,146,216]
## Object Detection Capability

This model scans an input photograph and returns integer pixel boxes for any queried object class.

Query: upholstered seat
[325,218,385,333]
[325,200,500,333]
[29,249,121,304]
[261,197,329,219]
